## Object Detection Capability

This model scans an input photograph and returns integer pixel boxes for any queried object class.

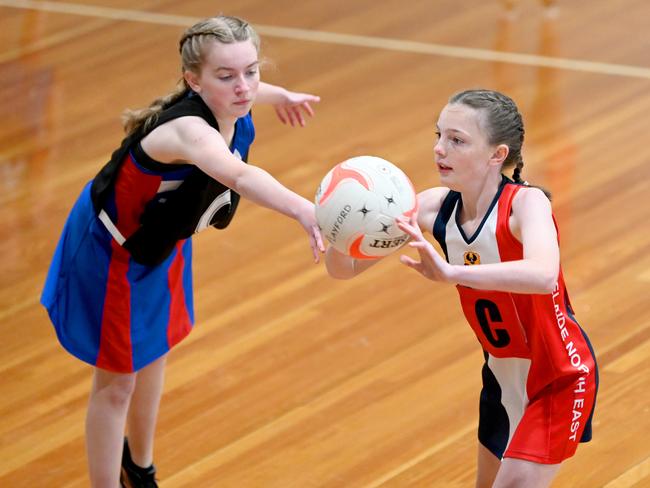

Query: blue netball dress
[41,92,255,373]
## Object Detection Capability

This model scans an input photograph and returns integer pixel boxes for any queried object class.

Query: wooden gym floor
[1,0,649,486]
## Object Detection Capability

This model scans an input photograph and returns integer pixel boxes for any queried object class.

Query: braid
[512,160,525,184]
[122,15,259,136]
[449,89,551,199]
[122,81,188,136]
[178,16,259,69]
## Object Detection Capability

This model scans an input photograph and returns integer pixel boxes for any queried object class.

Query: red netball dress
[432,177,598,464]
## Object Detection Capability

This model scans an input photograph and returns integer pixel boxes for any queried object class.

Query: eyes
[435,131,465,146]
[217,68,259,81]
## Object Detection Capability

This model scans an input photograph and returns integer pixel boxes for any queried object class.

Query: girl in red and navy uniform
[41,15,323,488]
[326,89,597,488]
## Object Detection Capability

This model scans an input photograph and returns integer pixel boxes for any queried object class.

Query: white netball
[315,156,418,259]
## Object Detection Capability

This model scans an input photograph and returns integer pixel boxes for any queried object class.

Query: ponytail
[121,80,189,136]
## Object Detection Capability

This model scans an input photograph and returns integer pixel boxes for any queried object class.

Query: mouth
[234,99,250,106]
[437,162,452,171]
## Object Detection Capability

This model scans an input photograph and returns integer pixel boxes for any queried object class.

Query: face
[434,103,506,191]
[186,39,260,120]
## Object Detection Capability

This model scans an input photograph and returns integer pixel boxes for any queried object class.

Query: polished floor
[1,0,649,486]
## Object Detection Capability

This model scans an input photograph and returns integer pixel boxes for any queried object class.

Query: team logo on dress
[464,251,480,265]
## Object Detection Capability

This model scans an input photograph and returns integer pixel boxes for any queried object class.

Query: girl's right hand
[397,214,454,283]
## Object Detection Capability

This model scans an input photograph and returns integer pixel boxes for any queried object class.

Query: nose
[434,139,445,157]
[234,75,249,96]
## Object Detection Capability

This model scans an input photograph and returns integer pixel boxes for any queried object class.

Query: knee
[494,458,559,488]
[494,472,528,488]
[93,374,137,409]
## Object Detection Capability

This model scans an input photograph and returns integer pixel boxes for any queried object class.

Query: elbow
[324,248,358,280]
[328,271,353,280]
[230,172,247,196]
[229,164,257,198]
[537,281,556,295]
[536,268,559,294]
[325,264,356,280]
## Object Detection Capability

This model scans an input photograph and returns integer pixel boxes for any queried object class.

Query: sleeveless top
[432,177,596,397]
[90,90,255,265]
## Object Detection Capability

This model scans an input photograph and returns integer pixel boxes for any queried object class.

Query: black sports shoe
[120,438,159,488]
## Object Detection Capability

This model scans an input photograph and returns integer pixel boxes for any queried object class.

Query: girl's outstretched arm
[398,187,559,294]
[256,82,320,127]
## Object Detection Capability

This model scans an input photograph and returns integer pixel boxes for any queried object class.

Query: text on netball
[327,205,352,242]
[368,235,409,249]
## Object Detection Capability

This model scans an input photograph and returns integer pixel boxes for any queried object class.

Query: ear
[489,144,509,167]
[183,70,201,93]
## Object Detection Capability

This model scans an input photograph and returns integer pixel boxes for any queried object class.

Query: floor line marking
[3,0,650,79]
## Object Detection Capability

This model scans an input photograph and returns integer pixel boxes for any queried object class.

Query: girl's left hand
[273,91,320,127]
[396,214,455,283]
[295,198,325,263]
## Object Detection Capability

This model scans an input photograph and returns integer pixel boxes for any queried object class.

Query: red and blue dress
[41,92,254,373]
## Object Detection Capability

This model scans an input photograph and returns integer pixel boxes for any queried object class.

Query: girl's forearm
[450,259,558,294]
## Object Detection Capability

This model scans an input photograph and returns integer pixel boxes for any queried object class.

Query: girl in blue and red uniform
[42,15,323,488]
[326,89,597,488]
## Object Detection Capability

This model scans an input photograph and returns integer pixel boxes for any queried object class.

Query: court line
[0,15,109,64]
[3,0,650,80]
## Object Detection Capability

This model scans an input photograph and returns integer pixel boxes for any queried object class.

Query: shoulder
[417,186,451,234]
[510,186,555,239]
[142,116,226,164]
[511,185,552,216]
[146,115,217,146]
[418,186,451,210]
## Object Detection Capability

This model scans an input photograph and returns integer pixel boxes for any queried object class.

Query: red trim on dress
[167,241,192,348]
[96,242,133,372]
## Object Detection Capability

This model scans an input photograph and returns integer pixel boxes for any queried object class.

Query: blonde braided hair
[122,15,260,136]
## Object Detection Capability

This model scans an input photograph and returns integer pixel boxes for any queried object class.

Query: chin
[440,178,463,192]
[232,105,251,117]
[437,173,454,186]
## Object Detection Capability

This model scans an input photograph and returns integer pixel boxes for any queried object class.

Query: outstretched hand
[307,221,325,263]
[396,214,454,283]
[297,200,325,263]
[273,91,320,127]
